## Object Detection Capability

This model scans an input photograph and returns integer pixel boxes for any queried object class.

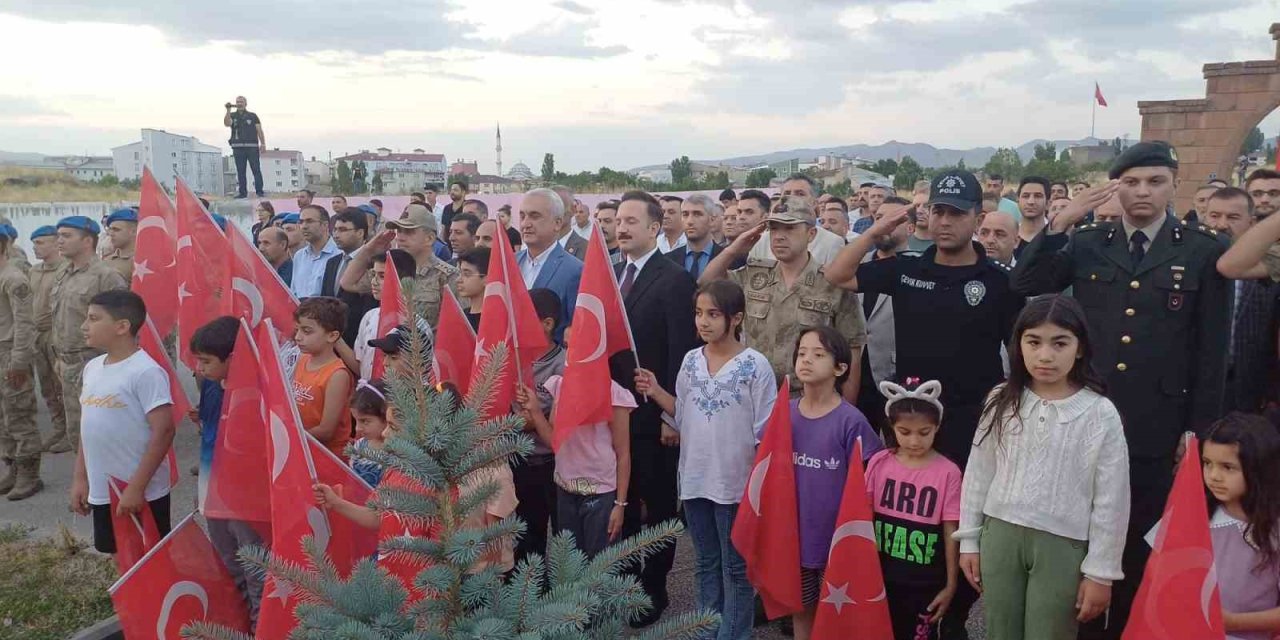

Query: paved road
[4,372,984,638]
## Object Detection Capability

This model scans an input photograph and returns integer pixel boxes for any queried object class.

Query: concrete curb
[69,615,122,640]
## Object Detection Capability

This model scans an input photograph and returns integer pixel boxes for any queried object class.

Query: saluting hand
[364,229,397,256]
[867,205,910,238]
[1051,181,1120,233]
[727,221,767,256]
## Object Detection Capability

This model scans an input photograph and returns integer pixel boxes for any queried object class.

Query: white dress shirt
[622,245,660,281]
[518,245,552,287]
[657,233,687,254]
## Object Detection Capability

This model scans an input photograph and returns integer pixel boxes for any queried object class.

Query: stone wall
[1138,24,1280,213]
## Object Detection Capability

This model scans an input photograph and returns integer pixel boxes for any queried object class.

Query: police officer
[27,226,66,453]
[1011,141,1230,639]
[0,224,40,500]
[701,196,867,400]
[50,216,127,453]
[103,208,138,282]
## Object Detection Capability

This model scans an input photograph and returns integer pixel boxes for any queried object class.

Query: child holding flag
[956,295,1129,640]
[634,279,776,640]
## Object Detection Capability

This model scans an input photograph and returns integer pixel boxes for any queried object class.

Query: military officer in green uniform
[1011,141,1230,640]
[701,196,866,400]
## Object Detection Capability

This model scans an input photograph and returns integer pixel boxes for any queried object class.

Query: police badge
[963,280,986,306]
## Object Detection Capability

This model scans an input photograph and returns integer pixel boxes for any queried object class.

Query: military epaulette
[989,259,1013,272]
[1075,221,1114,234]
[745,256,777,269]
[1186,223,1230,245]
[434,260,459,275]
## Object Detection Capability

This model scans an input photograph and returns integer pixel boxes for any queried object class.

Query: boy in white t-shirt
[68,290,175,554]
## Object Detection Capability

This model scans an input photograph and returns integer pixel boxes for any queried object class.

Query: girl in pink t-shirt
[865,378,961,640]
[517,377,635,558]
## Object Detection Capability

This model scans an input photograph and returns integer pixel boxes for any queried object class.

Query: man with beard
[256,227,293,286]
[595,200,624,265]
[748,174,847,265]
[1016,142,1230,639]
[295,189,314,210]
[984,173,1021,217]
[441,180,467,232]
[1014,176,1050,260]
[827,170,1026,640]
[856,200,914,433]
[290,205,340,299]
[1246,168,1280,219]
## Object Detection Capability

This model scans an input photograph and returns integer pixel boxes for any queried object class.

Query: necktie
[620,263,637,298]
[1129,230,1147,269]
[688,251,706,279]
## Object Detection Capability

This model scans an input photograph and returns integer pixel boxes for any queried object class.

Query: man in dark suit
[551,184,589,260]
[515,188,584,344]
[608,190,700,628]
[664,193,725,280]
[322,208,377,346]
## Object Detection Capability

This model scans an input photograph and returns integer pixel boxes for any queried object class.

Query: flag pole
[1091,86,1096,140]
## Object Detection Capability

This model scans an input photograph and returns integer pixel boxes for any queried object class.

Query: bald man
[977,210,1019,266]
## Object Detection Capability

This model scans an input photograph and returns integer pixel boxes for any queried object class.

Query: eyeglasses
[1249,189,1280,199]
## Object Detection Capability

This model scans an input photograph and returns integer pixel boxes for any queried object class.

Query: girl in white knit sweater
[956,294,1130,640]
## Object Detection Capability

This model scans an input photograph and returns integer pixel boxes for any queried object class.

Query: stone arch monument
[1139,23,1280,212]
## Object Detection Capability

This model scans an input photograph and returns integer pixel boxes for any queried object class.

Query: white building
[222,149,305,195]
[31,156,115,181]
[506,161,534,181]
[112,128,223,194]
[334,148,446,187]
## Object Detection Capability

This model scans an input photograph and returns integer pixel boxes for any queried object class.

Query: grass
[0,523,117,640]
[0,167,138,203]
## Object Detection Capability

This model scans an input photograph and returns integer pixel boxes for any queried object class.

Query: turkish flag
[731,381,803,619]
[107,476,162,576]
[175,179,232,369]
[1122,434,1225,640]
[132,167,180,336]
[109,513,251,638]
[1095,82,1108,107]
[433,286,476,394]
[227,223,298,339]
[200,320,272,523]
[255,319,376,638]
[371,251,406,380]
[137,317,187,487]
[811,438,893,639]
[470,219,548,418]
[551,225,635,450]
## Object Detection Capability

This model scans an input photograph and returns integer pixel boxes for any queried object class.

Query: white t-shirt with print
[355,307,381,382]
[80,349,174,505]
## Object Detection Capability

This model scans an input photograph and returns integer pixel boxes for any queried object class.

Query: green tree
[893,156,924,190]
[118,177,141,190]
[335,160,354,195]
[826,178,852,199]
[1243,126,1266,155]
[541,153,555,182]
[869,158,899,177]
[1024,143,1077,182]
[982,147,1023,182]
[187,299,717,640]
[96,174,120,187]
[703,171,731,190]
[744,167,776,188]
[669,156,693,185]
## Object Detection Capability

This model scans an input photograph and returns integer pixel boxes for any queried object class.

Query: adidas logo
[793,452,841,470]
[824,457,842,470]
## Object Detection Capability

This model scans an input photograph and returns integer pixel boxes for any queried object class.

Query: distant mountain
[0,150,48,165]
[630,137,1113,171]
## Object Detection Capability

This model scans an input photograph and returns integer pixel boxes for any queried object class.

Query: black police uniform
[1012,216,1229,640]
[856,241,1025,469]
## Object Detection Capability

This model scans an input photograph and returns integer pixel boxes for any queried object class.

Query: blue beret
[280,213,301,225]
[0,224,15,240]
[105,208,138,225]
[356,204,377,215]
[30,225,56,240]
[56,215,101,235]
[1109,141,1179,180]
[210,213,228,231]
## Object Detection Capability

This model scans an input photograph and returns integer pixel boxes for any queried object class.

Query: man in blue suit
[515,187,583,344]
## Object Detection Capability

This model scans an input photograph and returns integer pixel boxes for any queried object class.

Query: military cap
[279,213,301,225]
[1109,141,1179,179]
[105,208,138,225]
[30,225,56,240]
[0,224,15,239]
[56,215,101,235]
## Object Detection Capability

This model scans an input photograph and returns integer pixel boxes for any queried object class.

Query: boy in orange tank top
[291,297,354,460]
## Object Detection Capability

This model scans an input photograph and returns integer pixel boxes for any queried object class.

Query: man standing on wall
[223,96,266,199]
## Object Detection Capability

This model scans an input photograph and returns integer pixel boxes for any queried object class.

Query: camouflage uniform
[51,258,127,451]
[7,245,29,274]
[0,261,39,499]
[103,247,135,282]
[411,254,459,329]
[1263,243,1280,282]
[729,253,867,392]
[29,257,65,449]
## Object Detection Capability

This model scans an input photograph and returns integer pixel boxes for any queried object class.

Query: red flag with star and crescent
[131,167,180,336]
[255,319,377,638]
[227,223,298,338]
[108,513,251,638]
[551,224,635,451]
[1095,82,1108,107]
[371,251,406,381]
[433,286,476,393]
[199,320,272,523]
[731,381,803,619]
[1122,434,1225,640]
[137,317,186,487]
[175,179,232,369]
[471,216,548,418]
[107,476,163,576]
[811,438,893,639]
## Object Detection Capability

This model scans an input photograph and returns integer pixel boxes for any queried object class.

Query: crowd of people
[4,139,1280,640]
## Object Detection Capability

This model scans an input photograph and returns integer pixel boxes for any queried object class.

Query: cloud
[553,0,595,15]
[479,19,628,57]
[0,95,65,118]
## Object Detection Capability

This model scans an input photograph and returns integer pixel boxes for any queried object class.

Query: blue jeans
[683,498,754,640]
[556,488,615,558]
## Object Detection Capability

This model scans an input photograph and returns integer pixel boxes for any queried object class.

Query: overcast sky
[0,0,1276,172]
